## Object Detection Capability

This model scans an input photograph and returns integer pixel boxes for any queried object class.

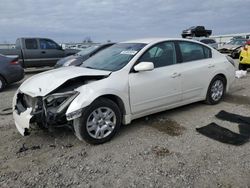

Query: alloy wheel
[211,80,224,101]
[86,107,116,139]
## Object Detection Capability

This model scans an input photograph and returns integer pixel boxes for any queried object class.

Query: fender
[66,85,131,117]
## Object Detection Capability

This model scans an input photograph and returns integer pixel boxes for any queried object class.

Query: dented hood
[19,66,111,97]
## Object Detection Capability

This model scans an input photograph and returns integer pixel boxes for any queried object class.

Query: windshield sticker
[120,50,138,55]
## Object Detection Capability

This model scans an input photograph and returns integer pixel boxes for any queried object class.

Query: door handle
[171,72,181,78]
[41,51,46,54]
[208,64,215,68]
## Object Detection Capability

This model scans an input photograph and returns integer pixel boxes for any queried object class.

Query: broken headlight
[44,91,79,114]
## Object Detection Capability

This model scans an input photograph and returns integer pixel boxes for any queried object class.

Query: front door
[38,39,65,66]
[129,41,182,115]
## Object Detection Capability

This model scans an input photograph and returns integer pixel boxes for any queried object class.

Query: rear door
[22,39,44,67]
[177,41,214,101]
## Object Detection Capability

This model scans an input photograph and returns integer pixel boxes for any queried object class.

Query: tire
[73,98,122,144]
[205,75,226,105]
[0,76,6,92]
[239,64,247,70]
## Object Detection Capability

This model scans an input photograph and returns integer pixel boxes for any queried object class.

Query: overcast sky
[0,0,249,43]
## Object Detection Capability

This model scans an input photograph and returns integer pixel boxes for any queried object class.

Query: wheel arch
[205,73,228,105]
[207,73,227,93]
[214,73,227,86]
[96,94,126,117]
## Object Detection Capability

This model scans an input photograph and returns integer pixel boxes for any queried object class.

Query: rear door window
[25,39,38,49]
[178,41,211,62]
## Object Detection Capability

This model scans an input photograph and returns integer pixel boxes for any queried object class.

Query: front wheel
[205,76,226,105]
[73,98,121,144]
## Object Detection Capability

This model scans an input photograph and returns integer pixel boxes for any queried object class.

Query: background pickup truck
[0,38,79,68]
[182,26,212,38]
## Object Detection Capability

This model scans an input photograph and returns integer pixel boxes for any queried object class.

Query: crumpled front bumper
[13,107,32,136]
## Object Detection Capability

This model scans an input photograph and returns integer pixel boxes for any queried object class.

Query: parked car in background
[182,26,212,38]
[230,46,242,59]
[55,43,115,68]
[195,38,218,49]
[0,38,79,68]
[13,38,235,144]
[0,54,24,91]
[239,40,250,70]
[218,39,247,54]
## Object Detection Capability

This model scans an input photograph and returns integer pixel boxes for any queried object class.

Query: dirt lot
[0,66,250,188]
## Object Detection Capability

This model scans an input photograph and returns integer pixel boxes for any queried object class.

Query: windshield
[81,43,146,71]
[77,45,100,56]
[227,40,246,45]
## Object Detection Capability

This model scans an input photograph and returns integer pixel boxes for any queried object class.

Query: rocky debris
[16,144,41,154]
[152,146,171,157]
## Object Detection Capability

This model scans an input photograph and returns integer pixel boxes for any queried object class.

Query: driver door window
[139,42,177,68]
[39,39,59,49]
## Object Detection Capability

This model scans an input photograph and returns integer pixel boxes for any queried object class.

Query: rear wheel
[0,76,6,92]
[239,64,247,70]
[73,98,121,144]
[205,76,226,105]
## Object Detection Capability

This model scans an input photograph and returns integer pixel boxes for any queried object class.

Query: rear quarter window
[179,41,212,62]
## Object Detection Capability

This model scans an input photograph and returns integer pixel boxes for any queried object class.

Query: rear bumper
[6,65,24,84]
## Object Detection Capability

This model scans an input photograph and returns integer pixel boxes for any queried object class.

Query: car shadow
[27,126,83,146]
[119,101,203,137]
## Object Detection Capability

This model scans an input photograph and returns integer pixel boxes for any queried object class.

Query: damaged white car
[13,38,235,144]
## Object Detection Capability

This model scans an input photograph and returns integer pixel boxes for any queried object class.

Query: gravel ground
[0,66,250,188]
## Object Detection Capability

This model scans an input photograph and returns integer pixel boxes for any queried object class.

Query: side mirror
[134,62,154,72]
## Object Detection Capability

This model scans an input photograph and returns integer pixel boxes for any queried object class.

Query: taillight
[10,60,19,65]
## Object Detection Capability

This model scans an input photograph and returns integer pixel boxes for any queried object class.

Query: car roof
[121,38,206,45]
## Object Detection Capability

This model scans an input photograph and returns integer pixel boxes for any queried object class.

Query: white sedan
[13,38,235,144]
